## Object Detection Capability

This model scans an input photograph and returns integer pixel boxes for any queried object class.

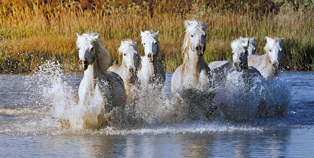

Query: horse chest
[181,69,210,89]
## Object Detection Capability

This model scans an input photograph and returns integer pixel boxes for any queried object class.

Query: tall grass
[0,0,314,73]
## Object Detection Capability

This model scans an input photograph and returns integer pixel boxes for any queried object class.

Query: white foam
[0,62,291,136]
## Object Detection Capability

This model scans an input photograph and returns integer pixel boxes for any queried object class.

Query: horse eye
[269,49,272,52]
[91,47,94,51]
[191,35,194,37]
[143,43,146,45]
[154,42,157,44]
[204,34,207,37]
[124,53,126,56]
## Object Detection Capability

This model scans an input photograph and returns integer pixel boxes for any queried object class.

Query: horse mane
[249,37,256,51]
[231,38,248,52]
[93,37,111,72]
[141,30,161,57]
[118,39,137,55]
[76,32,110,72]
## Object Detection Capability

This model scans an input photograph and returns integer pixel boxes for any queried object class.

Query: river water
[0,66,314,157]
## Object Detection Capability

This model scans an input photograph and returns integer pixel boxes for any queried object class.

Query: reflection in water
[31,128,291,157]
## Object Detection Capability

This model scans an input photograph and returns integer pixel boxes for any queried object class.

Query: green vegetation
[0,0,314,73]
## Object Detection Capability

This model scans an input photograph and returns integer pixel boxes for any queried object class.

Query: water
[0,66,314,157]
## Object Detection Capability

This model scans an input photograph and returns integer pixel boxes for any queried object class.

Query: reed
[0,0,313,73]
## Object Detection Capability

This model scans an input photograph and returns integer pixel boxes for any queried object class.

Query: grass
[0,0,314,73]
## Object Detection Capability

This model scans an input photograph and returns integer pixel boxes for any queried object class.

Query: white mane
[76,32,99,50]
[140,30,160,57]
[231,38,248,53]
[76,32,111,71]
[118,39,138,55]
[141,30,159,40]
[264,37,284,53]
[182,19,207,53]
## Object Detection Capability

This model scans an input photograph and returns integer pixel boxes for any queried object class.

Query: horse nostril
[84,60,88,65]
[196,46,203,50]
[148,54,151,58]
[78,60,82,64]
[129,68,134,73]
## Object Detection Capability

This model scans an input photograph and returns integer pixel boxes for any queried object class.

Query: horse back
[248,54,264,66]
[208,60,229,70]
[108,64,121,73]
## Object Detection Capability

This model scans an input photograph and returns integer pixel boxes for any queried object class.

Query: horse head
[265,37,284,70]
[183,19,208,56]
[76,33,99,70]
[140,30,159,62]
[118,39,140,75]
[231,37,249,72]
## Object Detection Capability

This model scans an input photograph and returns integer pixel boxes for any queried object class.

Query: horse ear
[250,37,255,42]
[241,38,249,48]
[278,38,284,51]
[140,31,144,38]
[153,31,159,37]
[203,23,209,30]
[279,38,284,44]
[76,33,80,37]
[184,20,192,27]
[265,36,272,42]
[95,34,99,39]
[250,37,256,50]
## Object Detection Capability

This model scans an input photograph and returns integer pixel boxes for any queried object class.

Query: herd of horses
[75,19,284,127]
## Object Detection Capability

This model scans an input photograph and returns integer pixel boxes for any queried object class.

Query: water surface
[0,70,314,157]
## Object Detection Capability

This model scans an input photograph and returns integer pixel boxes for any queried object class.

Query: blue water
[0,71,314,157]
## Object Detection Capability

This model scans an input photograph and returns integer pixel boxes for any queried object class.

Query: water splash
[0,62,293,136]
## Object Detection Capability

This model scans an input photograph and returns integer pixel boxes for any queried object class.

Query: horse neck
[120,63,133,82]
[83,64,98,90]
[264,50,275,76]
[262,50,273,68]
[183,49,206,72]
[139,56,154,77]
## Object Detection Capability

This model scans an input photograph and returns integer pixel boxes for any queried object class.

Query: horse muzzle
[234,62,242,72]
[79,60,89,70]
[129,68,135,75]
[273,61,279,70]
[148,53,154,62]
[196,46,205,56]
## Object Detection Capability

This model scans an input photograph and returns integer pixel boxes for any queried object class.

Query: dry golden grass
[0,0,314,72]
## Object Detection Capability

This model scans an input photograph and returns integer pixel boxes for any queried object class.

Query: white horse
[108,39,141,92]
[211,37,263,122]
[137,30,166,88]
[171,19,215,119]
[248,37,284,79]
[208,37,256,70]
[212,37,262,88]
[76,33,126,127]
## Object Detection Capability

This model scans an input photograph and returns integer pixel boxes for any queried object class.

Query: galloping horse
[137,30,166,88]
[248,37,284,79]
[108,39,141,92]
[171,19,215,120]
[208,37,256,70]
[76,33,126,127]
